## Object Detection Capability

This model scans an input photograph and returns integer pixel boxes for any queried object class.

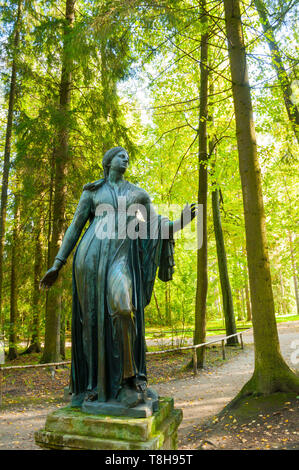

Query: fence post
[240,333,244,349]
[221,340,226,360]
[50,366,55,379]
[193,347,198,375]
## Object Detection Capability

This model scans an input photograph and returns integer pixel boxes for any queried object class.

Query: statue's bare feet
[146,387,159,401]
[70,392,85,408]
[117,383,143,408]
[84,390,98,402]
[132,377,147,393]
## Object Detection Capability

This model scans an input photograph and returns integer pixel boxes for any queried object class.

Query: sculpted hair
[83,146,128,191]
[102,146,127,178]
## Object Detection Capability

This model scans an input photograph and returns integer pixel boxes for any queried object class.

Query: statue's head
[102,147,129,178]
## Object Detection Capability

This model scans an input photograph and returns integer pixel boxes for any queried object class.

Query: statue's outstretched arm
[143,198,197,239]
[40,190,92,289]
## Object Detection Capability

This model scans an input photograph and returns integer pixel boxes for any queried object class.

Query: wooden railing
[146,330,250,374]
[147,326,250,336]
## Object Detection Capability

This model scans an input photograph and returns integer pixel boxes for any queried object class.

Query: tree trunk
[244,280,252,322]
[8,194,20,360]
[288,232,299,316]
[153,288,163,325]
[279,271,287,316]
[60,295,65,360]
[165,284,171,326]
[44,145,55,347]
[223,0,299,397]
[194,0,209,368]
[212,185,238,345]
[41,0,75,363]
[240,289,245,320]
[23,218,43,354]
[214,287,221,318]
[254,0,299,142]
[0,0,22,331]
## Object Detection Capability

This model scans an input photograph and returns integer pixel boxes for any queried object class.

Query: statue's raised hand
[39,266,59,290]
[180,203,197,228]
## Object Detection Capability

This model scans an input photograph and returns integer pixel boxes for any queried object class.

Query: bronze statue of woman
[40,147,196,413]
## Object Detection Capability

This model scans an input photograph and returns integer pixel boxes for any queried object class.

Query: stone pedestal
[35,397,182,450]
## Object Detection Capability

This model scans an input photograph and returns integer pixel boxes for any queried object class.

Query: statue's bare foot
[70,392,85,408]
[117,383,144,408]
[146,387,159,401]
[84,390,98,402]
[132,377,147,393]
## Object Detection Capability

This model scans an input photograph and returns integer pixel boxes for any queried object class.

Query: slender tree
[223,0,299,397]
[244,279,252,322]
[7,192,20,360]
[23,216,43,354]
[165,284,172,326]
[211,180,238,345]
[254,0,299,142]
[41,0,76,363]
[0,0,22,331]
[288,231,299,316]
[209,81,238,344]
[194,0,209,367]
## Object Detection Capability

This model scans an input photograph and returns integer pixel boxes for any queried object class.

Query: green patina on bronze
[40,147,196,411]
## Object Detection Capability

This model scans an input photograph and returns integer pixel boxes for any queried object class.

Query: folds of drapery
[140,215,175,307]
[69,189,176,402]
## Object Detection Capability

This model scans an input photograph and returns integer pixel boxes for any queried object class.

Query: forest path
[0,321,298,450]
[155,321,299,445]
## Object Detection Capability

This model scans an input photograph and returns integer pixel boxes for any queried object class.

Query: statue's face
[109,150,129,174]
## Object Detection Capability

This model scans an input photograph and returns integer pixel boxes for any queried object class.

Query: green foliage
[0,0,298,349]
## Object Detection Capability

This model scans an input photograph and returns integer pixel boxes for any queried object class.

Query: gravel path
[0,321,298,450]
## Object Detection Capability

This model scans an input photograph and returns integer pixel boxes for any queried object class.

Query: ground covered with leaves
[180,393,299,450]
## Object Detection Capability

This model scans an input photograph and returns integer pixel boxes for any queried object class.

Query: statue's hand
[39,267,59,290]
[180,203,197,228]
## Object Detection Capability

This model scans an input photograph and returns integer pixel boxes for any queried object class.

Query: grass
[145,314,299,340]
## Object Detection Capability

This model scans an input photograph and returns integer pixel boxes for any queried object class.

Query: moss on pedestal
[35,397,182,450]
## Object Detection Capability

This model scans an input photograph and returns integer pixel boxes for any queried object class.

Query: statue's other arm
[40,190,92,288]
[138,190,196,238]
[53,190,92,269]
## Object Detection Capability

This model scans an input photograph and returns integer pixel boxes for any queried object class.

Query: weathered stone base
[82,396,158,418]
[34,397,182,450]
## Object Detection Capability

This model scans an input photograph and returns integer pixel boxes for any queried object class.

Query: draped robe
[54,179,175,402]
